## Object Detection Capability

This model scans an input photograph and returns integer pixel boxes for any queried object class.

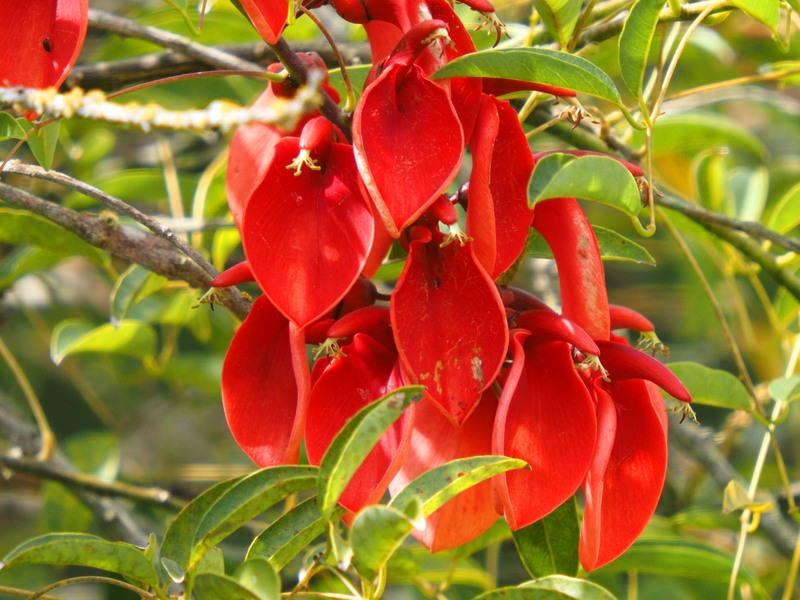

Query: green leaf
[22,119,61,170]
[474,587,570,599]
[618,0,664,100]
[597,538,761,587]
[769,375,800,403]
[194,573,263,600]
[247,497,346,570]
[729,0,780,31]
[161,477,243,581]
[523,576,618,599]
[0,113,25,140]
[526,225,654,265]
[190,466,318,570]
[512,497,579,578]
[766,181,800,234]
[111,265,158,326]
[528,155,642,216]
[317,386,423,517]
[432,48,624,107]
[0,208,107,266]
[351,456,525,580]
[649,113,765,160]
[0,533,159,588]
[234,558,281,600]
[532,0,582,48]
[388,455,528,516]
[50,319,158,366]
[667,362,752,412]
[350,505,416,580]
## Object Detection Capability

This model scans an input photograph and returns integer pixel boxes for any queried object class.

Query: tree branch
[88,8,265,73]
[0,181,250,320]
[670,421,798,559]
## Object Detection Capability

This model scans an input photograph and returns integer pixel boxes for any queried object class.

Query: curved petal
[467,95,535,279]
[237,0,289,43]
[389,393,499,552]
[0,0,88,88]
[391,237,508,423]
[494,335,597,530]
[353,63,463,237]
[221,296,309,466]
[580,380,668,570]
[532,198,610,340]
[243,139,375,328]
[305,334,412,512]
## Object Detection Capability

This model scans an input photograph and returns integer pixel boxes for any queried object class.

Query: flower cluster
[216,0,692,571]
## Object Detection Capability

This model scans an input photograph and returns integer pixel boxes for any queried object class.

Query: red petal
[237,0,289,43]
[305,334,413,512]
[389,393,500,552]
[391,238,508,423]
[221,296,309,466]
[494,333,597,529]
[226,88,283,231]
[608,304,655,332]
[354,63,463,237]
[243,139,375,328]
[580,380,668,570]
[467,95,535,278]
[532,198,610,340]
[0,0,87,88]
[481,79,576,98]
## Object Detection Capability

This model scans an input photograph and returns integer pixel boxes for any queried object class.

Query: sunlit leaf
[433,48,624,107]
[50,319,158,366]
[22,119,60,170]
[523,576,618,599]
[666,362,752,412]
[532,0,582,48]
[529,155,641,216]
[769,375,800,404]
[0,533,158,587]
[618,0,664,100]
[317,386,424,518]
[729,0,780,31]
[766,181,800,234]
[0,113,26,140]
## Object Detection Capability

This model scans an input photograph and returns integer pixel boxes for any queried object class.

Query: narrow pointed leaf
[161,477,243,581]
[111,265,157,326]
[22,120,61,170]
[190,466,318,569]
[317,386,424,517]
[729,0,780,31]
[433,48,624,107]
[350,505,416,580]
[523,576,618,600]
[50,319,157,366]
[389,455,527,517]
[666,362,751,412]
[619,0,665,99]
[533,0,583,48]
[512,497,579,578]
[1,533,158,588]
[529,154,641,216]
[247,497,347,569]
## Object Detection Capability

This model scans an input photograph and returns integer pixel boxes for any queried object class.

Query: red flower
[0,0,88,88]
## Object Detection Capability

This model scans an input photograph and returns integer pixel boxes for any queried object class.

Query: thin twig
[88,8,265,72]
[0,181,250,320]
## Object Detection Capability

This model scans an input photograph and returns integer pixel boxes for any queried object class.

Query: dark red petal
[482,79,576,98]
[580,380,668,570]
[0,0,88,88]
[221,296,309,466]
[512,309,599,356]
[327,306,393,350]
[391,238,508,423]
[243,139,375,328]
[594,340,692,403]
[305,334,412,512]
[354,63,463,237]
[389,393,499,552]
[494,334,597,529]
[237,0,289,43]
[467,95,535,278]
[532,198,610,341]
